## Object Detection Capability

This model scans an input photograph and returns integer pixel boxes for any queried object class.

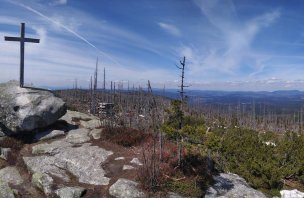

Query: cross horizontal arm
[4,36,21,42]
[24,38,40,43]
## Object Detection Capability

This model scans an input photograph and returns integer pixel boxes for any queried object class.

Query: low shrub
[102,127,149,147]
[0,136,23,150]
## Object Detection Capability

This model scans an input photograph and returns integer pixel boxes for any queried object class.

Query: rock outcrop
[24,134,113,185]
[205,173,266,198]
[0,81,66,134]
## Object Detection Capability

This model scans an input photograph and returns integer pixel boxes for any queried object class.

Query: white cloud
[51,0,67,6]
[158,22,181,37]
[187,0,281,78]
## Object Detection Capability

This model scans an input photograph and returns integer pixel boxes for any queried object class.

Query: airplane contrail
[6,0,122,67]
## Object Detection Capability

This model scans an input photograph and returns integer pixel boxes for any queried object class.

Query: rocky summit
[0,81,66,134]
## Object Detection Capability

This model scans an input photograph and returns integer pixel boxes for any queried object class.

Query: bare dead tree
[103,67,106,92]
[176,56,188,167]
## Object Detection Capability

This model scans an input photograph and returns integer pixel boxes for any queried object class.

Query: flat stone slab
[65,128,91,144]
[35,129,65,141]
[60,110,98,125]
[25,139,113,185]
[109,178,144,198]
[0,166,23,185]
[32,139,73,155]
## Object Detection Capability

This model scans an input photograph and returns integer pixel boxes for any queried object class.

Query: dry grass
[101,127,151,147]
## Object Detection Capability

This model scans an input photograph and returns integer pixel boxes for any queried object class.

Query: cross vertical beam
[4,23,40,88]
[20,23,25,88]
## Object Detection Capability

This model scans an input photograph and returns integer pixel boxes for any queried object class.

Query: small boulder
[109,178,144,198]
[55,186,86,198]
[130,158,143,166]
[89,129,103,140]
[123,165,135,170]
[65,128,90,144]
[168,192,184,198]
[205,173,266,198]
[280,189,304,198]
[31,172,54,196]
[0,148,11,161]
[0,166,23,185]
[115,157,125,161]
[0,180,15,198]
[0,81,66,134]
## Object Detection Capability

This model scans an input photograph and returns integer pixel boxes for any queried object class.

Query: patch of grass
[166,175,203,197]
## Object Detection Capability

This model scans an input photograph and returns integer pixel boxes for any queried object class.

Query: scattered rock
[0,81,66,134]
[168,192,184,198]
[55,186,86,198]
[24,156,70,182]
[35,129,65,141]
[89,128,103,140]
[130,158,143,166]
[109,178,144,198]
[0,129,5,138]
[0,148,11,161]
[0,180,15,198]
[25,140,113,185]
[123,165,135,170]
[0,166,23,185]
[31,172,54,196]
[65,128,90,144]
[60,110,97,125]
[205,173,266,198]
[80,119,101,130]
[32,139,72,155]
[115,157,125,161]
[280,189,304,198]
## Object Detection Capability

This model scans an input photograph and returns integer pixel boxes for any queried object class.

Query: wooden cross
[4,23,40,88]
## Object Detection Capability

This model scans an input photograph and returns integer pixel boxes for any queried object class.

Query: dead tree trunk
[176,56,187,167]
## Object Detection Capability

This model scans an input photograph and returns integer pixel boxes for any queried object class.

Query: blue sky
[1,0,304,91]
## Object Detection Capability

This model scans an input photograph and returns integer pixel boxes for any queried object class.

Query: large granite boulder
[205,173,266,198]
[0,81,66,134]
